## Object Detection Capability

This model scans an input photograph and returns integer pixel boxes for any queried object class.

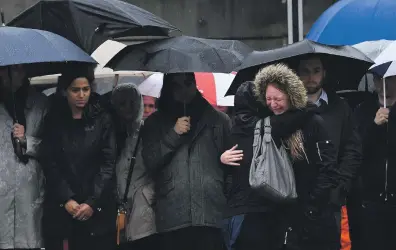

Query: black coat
[225,82,335,217]
[289,114,339,208]
[40,94,117,237]
[354,95,396,203]
[316,91,362,206]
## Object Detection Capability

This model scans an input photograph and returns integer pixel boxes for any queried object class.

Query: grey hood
[111,82,144,123]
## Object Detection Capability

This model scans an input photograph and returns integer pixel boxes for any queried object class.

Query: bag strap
[122,120,143,204]
[260,117,272,142]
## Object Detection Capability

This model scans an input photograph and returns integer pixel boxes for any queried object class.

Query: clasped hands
[65,199,94,221]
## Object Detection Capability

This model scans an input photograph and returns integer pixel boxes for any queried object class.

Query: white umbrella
[354,40,396,107]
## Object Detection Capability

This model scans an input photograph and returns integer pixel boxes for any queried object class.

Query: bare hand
[220,145,243,166]
[13,123,25,139]
[174,116,191,135]
[65,200,80,217]
[374,108,389,125]
[74,203,94,221]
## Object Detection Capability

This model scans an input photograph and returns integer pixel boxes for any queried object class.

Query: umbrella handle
[1,10,5,26]
[383,78,387,109]
[113,74,119,89]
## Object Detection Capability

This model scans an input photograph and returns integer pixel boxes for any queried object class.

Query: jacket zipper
[316,142,323,162]
[301,143,309,164]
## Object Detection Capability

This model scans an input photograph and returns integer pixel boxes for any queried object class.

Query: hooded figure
[142,73,231,250]
[254,64,340,250]
[111,83,157,249]
[0,66,47,249]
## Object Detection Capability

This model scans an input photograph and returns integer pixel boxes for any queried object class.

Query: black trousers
[285,208,339,250]
[159,226,224,250]
[235,212,286,250]
[360,201,396,250]
[44,232,115,250]
[118,234,159,250]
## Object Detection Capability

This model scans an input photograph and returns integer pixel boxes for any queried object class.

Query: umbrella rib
[210,47,227,71]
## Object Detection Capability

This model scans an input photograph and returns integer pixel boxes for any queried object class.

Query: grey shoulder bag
[249,117,298,201]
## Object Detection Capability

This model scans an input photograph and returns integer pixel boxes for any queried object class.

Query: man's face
[298,57,326,95]
[0,65,26,93]
[171,73,197,104]
[374,75,396,107]
[112,89,141,121]
[143,96,156,119]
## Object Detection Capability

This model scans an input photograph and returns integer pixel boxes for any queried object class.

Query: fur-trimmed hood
[253,63,307,110]
[253,63,307,160]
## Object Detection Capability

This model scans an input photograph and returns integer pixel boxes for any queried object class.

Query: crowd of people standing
[0,53,395,250]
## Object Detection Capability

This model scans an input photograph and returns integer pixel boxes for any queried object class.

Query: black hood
[231,81,271,136]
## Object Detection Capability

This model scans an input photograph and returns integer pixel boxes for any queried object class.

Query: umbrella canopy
[226,39,373,95]
[0,26,96,77]
[8,0,180,53]
[140,72,235,106]
[369,42,396,78]
[306,0,396,45]
[352,40,394,91]
[353,40,396,78]
[105,36,253,74]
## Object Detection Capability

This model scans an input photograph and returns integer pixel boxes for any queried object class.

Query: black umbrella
[226,39,374,95]
[105,36,253,73]
[8,0,180,53]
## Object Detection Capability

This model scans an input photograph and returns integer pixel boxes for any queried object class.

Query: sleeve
[354,104,385,153]
[142,114,184,173]
[308,116,339,206]
[270,108,316,140]
[25,94,49,157]
[85,114,117,209]
[39,116,75,204]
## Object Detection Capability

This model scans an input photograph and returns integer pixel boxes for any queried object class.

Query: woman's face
[66,77,91,109]
[265,84,290,115]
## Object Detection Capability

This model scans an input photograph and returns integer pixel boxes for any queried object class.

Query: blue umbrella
[306,0,396,46]
[0,26,97,76]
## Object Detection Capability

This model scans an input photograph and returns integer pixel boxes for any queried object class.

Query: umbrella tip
[1,10,5,26]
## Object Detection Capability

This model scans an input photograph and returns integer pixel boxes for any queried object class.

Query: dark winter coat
[354,94,396,203]
[142,93,231,233]
[253,64,340,250]
[224,81,319,217]
[40,93,117,237]
[316,91,362,206]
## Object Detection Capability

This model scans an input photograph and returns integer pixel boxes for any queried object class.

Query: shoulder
[328,93,352,113]
[214,109,231,123]
[27,88,49,110]
[144,111,161,126]
[304,114,327,134]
